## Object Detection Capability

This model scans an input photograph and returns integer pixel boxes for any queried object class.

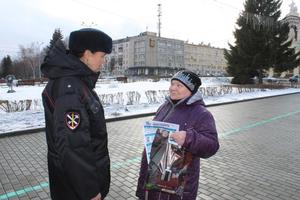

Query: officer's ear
[80,50,93,65]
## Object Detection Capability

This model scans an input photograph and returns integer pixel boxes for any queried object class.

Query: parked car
[263,77,280,83]
[289,75,300,83]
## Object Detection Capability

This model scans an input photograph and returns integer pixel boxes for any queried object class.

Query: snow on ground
[1,78,299,134]
[0,77,227,101]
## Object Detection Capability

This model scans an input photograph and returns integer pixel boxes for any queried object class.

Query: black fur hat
[69,28,112,54]
[171,70,202,94]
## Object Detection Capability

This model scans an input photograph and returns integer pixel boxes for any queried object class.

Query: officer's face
[83,51,107,72]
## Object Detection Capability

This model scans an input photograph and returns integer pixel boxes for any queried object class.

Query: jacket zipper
[161,103,175,122]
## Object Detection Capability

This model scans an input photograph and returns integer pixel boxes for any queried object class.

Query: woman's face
[81,50,107,73]
[169,80,192,100]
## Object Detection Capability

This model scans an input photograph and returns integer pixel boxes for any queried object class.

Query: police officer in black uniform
[41,28,112,200]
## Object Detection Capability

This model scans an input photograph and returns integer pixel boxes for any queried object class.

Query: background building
[282,1,300,76]
[268,1,300,77]
[184,43,226,76]
[104,2,300,79]
[104,31,227,77]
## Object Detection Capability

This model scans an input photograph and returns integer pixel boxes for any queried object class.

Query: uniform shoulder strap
[43,76,99,114]
[43,77,82,112]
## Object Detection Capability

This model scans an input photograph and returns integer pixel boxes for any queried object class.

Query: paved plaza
[1,93,300,200]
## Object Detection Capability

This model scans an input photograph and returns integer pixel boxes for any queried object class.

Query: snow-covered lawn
[1,78,299,134]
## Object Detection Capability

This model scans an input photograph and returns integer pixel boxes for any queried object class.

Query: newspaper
[143,120,192,197]
[143,121,179,163]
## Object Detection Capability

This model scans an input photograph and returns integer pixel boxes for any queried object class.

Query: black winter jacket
[41,42,110,200]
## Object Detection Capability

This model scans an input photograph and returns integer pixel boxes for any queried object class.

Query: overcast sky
[0,0,298,59]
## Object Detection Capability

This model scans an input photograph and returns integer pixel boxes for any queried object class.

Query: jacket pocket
[67,131,91,149]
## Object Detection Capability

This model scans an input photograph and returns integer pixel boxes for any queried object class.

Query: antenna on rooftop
[158,4,162,37]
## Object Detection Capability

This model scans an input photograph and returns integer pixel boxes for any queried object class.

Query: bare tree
[18,42,44,79]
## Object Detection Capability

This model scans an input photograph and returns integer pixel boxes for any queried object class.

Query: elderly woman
[41,28,112,200]
[136,70,219,200]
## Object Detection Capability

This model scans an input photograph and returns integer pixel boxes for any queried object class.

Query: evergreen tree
[0,55,13,78]
[47,28,64,52]
[225,0,300,84]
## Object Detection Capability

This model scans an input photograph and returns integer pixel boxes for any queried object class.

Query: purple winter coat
[136,92,219,200]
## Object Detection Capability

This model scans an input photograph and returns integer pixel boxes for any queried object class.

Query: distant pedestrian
[41,28,112,200]
[136,70,219,200]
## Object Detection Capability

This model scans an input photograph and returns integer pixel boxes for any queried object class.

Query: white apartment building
[104,37,132,76]
[104,31,226,76]
[184,43,226,76]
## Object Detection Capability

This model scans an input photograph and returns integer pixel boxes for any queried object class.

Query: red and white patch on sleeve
[65,111,80,130]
